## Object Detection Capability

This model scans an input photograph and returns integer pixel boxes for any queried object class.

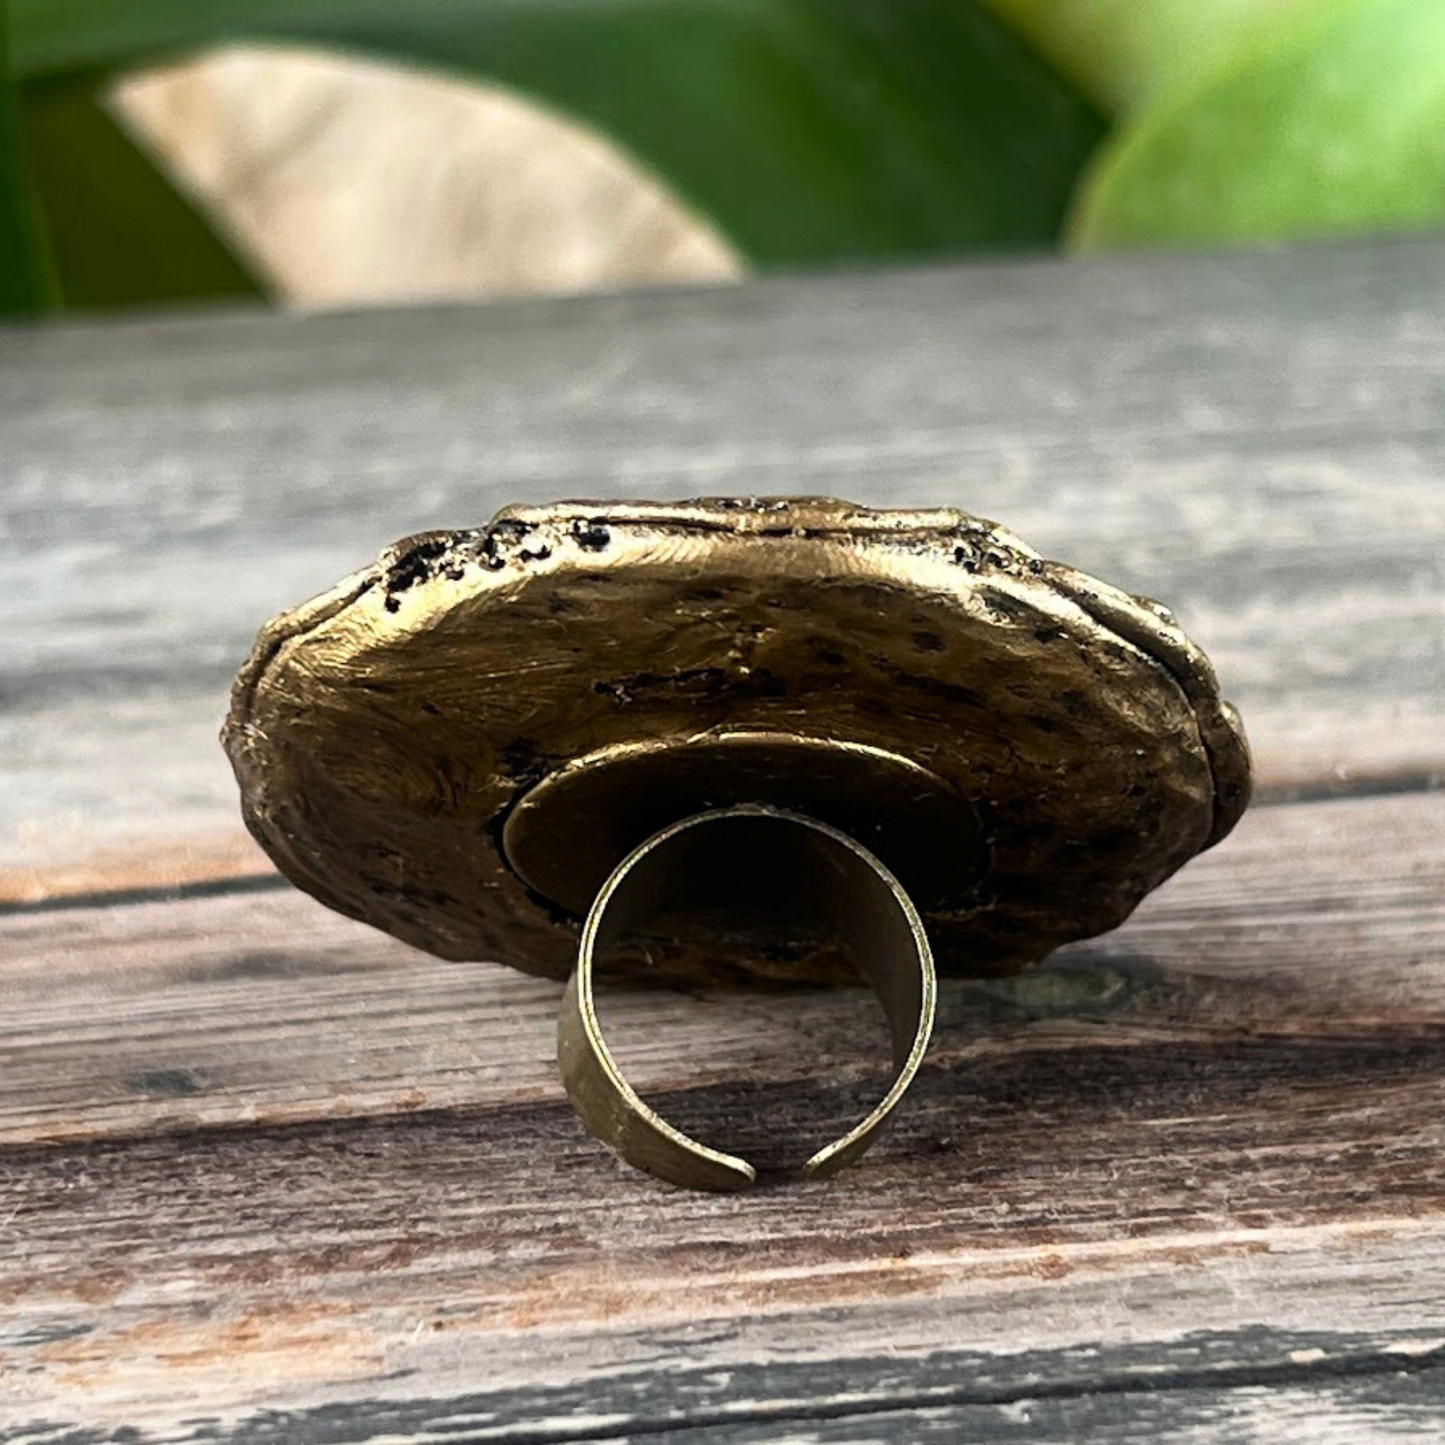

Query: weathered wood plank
[631,1351,1445,1444]
[3,1109,1443,1438]
[2,791,1443,1438]
[4,1270,1445,1443]
[4,239,1445,1441]
[4,237,1444,900]
[1,790,1440,1148]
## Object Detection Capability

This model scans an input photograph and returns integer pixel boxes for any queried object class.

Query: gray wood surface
[4,235,1444,901]
[2,237,1444,1441]
[2,791,1440,1148]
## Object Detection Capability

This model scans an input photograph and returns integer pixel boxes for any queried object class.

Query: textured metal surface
[223,495,1251,985]
[504,732,984,921]
[557,806,936,1190]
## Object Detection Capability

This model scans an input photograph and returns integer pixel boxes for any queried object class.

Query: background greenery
[3,0,1445,315]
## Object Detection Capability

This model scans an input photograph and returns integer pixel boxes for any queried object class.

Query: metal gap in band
[557,803,937,1190]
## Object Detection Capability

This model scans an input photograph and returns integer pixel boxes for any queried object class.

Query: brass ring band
[557,804,937,1190]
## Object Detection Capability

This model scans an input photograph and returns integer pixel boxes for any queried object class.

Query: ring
[558,804,936,1190]
[224,496,1250,1190]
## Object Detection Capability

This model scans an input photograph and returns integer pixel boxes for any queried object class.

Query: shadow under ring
[557,804,938,1190]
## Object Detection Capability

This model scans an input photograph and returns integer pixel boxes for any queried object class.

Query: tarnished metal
[223,494,1251,1187]
[558,805,936,1190]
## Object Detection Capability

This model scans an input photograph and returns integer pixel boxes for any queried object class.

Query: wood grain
[1,791,1441,1149]
[2,791,1443,1438]
[4,236,1445,901]
[4,239,1445,1441]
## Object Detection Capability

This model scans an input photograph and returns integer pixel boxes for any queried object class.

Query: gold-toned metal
[558,805,936,1191]
[504,731,983,933]
[223,494,1252,1187]
[224,496,1249,984]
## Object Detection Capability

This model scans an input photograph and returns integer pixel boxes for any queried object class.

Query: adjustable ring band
[557,804,937,1190]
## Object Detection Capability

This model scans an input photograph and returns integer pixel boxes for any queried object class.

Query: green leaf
[0,4,54,314]
[19,77,264,309]
[1070,0,1445,249]
[977,0,1316,116]
[8,0,1104,266]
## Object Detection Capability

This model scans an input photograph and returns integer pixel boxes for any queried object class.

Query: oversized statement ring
[224,497,1250,1190]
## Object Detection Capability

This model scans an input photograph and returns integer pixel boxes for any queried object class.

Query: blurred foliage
[3,0,1445,315]
[3,0,1104,310]
[1071,0,1445,248]
[979,0,1320,114]
[23,77,262,308]
[0,5,52,311]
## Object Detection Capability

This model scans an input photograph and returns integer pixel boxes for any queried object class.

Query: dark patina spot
[571,519,612,551]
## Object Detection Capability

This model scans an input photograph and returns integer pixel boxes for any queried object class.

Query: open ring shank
[557,805,937,1190]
